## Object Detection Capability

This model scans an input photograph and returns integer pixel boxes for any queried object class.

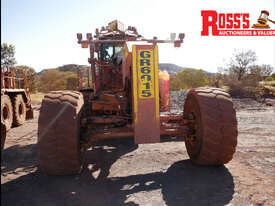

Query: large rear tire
[38,91,84,175]
[184,87,237,165]
[13,94,27,126]
[1,95,13,131]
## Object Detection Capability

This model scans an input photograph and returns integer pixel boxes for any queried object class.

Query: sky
[1,0,275,73]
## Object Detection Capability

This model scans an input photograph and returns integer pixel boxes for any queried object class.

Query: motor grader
[38,20,237,175]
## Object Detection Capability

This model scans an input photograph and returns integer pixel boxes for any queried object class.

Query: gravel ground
[1,97,275,206]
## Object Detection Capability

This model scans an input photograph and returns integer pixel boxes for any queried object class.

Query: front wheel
[38,91,84,175]
[184,87,238,165]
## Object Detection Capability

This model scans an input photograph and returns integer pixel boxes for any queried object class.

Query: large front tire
[38,91,84,175]
[184,87,237,165]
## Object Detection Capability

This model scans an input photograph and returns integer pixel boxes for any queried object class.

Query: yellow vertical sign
[132,45,160,144]
[132,46,138,124]
[138,49,155,99]
[154,46,160,120]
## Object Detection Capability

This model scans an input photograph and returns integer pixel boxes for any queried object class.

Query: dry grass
[221,86,230,93]
[259,81,275,86]
[30,93,45,103]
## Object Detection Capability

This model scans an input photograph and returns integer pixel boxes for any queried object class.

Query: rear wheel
[38,91,84,175]
[1,95,13,131]
[13,94,26,126]
[184,87,237,165]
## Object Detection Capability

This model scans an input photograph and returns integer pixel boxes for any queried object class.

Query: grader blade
[132,45,160,144]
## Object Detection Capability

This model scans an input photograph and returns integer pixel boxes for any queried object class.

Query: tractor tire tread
[1,95,13,131]
[13,94,27,126]
[185,87,238,165]
[38,90,84,175]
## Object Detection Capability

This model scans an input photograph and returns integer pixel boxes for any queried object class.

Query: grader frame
[38,20,237,175]
[76,21,187,146]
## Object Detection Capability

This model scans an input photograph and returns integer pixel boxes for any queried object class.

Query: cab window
[100,44,122,62]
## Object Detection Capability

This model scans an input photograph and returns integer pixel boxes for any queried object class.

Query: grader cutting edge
[38,20,238,175]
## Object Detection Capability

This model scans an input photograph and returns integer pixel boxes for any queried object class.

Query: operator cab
[99,44,123,64]
[94,44,124,91]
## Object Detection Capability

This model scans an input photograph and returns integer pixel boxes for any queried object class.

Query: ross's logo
[201,10,275,36]
[252,10,275,29]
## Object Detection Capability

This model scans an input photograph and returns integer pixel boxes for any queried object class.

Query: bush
[37,70,66,92]
[208,75,223,88]
[265,76,275,81]
[37,70,80,92]
[225,76,263,98]
[226,78,245,97]
[170,69,209,91]
[66,73,78,90]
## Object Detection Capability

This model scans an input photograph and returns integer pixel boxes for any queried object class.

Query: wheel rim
[187,113,198,147]
[19,103,23,116]
[184,95,202,159]
[3,105,9,120]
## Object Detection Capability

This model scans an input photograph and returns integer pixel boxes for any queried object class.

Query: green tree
[37,70,66,92]
[170,69,209,90]
[15,65,37,93]
[64,72,78,90]
[208,74,223,88]
[1,43,17,66]
[265,76,274,81]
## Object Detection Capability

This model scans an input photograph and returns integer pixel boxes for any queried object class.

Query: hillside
[159,63,215,76]
[37,64,89,75]
[159,63,186,74]
[38,63,215,76]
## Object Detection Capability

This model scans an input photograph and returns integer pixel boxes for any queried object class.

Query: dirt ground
[1,98,275,206]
